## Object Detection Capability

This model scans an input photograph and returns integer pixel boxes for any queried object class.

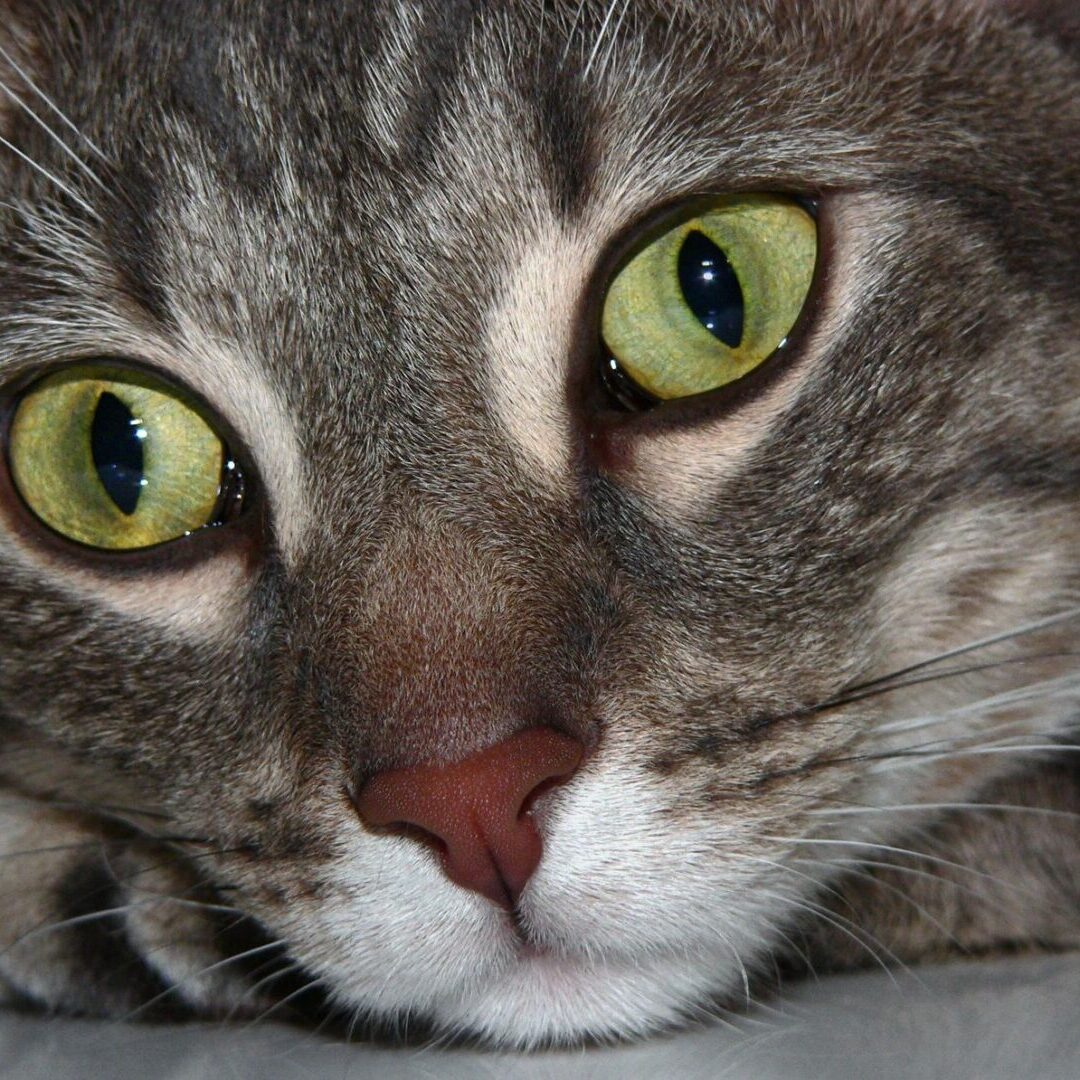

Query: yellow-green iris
[8,367,226,550]
[601,194,817,400]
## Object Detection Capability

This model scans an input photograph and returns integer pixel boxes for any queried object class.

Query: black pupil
[677,230,744,348]
[90,391,144,516]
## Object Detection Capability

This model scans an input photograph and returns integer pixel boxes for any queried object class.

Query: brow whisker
[0,42,109,161]
[0,132,99,218]
[0,78,108,192]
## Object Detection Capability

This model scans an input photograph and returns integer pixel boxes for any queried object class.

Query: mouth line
[506,906,556,959]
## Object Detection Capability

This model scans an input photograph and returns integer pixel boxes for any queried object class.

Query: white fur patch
[258,733,803,1047]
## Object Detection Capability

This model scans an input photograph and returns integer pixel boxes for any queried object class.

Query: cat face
[0,0,1077,1048]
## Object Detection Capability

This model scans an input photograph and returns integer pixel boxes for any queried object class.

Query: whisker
[225,959,308,1020]
[790,854,964,951]
[0,78,108,191]
[765,834,1042,898]
[0,864,248,957]
[244,974,330,1028]
[733,852,857,916]
[753,886,906,983]
[0,42,109,160]
[837,606,1080,698]
[867,743,1080,772]
[872,671,1080,736]
[818,654,1080,714]
[0,794,172,823]
[119,939,287,1023]
[0,841,115,861]
[2,902,148,958]
[810,855,1046,916]
[722,930,752,1010]
[806,801,1080,823]
[0,133,99,218]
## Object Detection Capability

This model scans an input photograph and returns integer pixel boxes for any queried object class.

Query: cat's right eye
[600,194,817,403]
[6,365,245,551]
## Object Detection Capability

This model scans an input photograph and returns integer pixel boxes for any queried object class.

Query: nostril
[370,819,449,858]
[353,726,584,907]
[519,774,566,819]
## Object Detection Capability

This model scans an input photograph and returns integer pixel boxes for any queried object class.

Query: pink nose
[354,727,584,908]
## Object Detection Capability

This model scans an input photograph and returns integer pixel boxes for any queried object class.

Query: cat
[0,0,1077,1052]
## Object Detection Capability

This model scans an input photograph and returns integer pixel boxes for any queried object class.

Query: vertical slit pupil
[677,230,744,348]
[91,391,144,516]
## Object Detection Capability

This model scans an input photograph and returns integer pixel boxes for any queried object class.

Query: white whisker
[763,834,1023,892]
[792,853,963,950]
[847,605,1080,694]
[0,132,99,218]
[233,958,306,1010]
[121,939,287,1022]
[0,79,108,192]
[811,855,1044,913]
[2,903,142,956]
[806,801,1080,822]
[874,672,1080,736]
[869,743,1080,773]
[245,974,329,1027]
[0,42,109,161]
[754,886,906,983]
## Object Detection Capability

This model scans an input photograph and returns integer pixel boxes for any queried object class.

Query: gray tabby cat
[0,0,1077,1050]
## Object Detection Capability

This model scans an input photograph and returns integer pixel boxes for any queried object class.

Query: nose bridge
[323,504,574,770]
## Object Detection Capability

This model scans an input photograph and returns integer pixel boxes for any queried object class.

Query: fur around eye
[6,365,245,551]
[600,195,817,400]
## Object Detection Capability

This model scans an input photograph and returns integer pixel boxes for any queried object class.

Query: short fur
[0,0,1077,1049]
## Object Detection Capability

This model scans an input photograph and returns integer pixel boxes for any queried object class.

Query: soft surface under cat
[0,0,1077,1050]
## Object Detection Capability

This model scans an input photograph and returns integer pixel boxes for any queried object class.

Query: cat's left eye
[600,194,817,403]
[6,366,244,551]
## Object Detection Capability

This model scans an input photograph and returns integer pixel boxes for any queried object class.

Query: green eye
[7,366,242,551]
[600,194,817,401]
